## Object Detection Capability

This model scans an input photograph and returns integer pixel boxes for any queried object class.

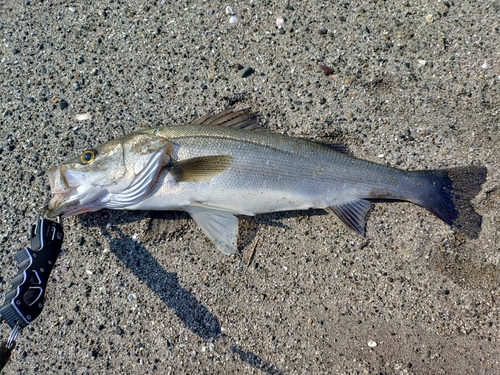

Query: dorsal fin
[188,109,262,130]
[315,142,350,155]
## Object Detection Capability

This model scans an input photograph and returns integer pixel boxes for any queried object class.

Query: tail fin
[416,166,487,238]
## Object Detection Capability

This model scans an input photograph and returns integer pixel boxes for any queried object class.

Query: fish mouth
[46,166,108,218]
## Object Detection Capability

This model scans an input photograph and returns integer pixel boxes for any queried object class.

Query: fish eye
[80,149,98,164]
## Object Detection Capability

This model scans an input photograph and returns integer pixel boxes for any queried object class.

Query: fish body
[47,109,487,254]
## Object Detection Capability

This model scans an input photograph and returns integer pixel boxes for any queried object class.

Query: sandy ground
[1,1,499,374]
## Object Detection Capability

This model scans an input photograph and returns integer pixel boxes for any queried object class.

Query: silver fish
[47,109,487,254]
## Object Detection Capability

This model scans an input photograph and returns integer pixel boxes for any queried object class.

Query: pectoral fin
[171,155,233,182]
[326,199,372,236]
[186,206,239,255]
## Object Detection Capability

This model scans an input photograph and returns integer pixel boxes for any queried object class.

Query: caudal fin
[416,166,487,238]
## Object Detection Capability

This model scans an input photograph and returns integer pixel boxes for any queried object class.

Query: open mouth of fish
[46,166,107,217]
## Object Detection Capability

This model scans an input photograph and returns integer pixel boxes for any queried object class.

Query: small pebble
[229,15,238,24]
[319,65,334,75]
[318,29,328,35]
[425,14,434,23]
[127,293,138,302]
[368,340,377,347]
[75,112,92,121]
[240,66,254,78]
[225,6,235,15]
[276,17,285,28]
[418,59,427,66]
[59,99,69,110]
[481,62,490,69]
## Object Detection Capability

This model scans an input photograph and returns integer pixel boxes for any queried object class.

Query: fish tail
[412,166,487,238]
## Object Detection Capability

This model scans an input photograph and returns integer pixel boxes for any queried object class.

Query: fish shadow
[231,345,287,375]
[78,211,289,373]
[100,224,221,340]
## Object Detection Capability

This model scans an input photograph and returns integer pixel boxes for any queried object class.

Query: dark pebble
[98,324,105,330]
[294,100,302,105]
[183,76,189,82]
[200,83,207,90]
[236,63,244,70]
[404,62,410,69]
[73,83,82,91]
[319,98,326,105]
[279,28,285,34]
[339,16,346,22]
[65,319,74,326]
[240,66,254,78]
[59,99,68,110]
[318,29,328,35]
[7,144,15,151]
[91,350,99,359]
[115,326,125,335]
[13,48,20,55]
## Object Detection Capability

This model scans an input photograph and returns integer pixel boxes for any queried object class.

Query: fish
[46,109,487,255]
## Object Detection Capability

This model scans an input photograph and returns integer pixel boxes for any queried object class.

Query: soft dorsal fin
[317,142,350,155]
[171,155,233,182]
[187,109,262,130]
[325,199,372,236]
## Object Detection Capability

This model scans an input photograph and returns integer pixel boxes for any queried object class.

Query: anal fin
[325,199,372,236]
[186,206,239,255]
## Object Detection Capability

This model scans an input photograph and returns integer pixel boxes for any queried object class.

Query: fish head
[47,132,172,217]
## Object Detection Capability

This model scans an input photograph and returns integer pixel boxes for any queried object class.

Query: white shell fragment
[75,112,92,121]
[276,17,285,28]
[481,62,490,69]
[229,15,238,24]
[367,340,378,347]
[225,6,235,15]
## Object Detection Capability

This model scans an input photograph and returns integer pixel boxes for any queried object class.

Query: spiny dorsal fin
[188,109,262,130]
[325,199,372,236]
[171,155,233,182]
